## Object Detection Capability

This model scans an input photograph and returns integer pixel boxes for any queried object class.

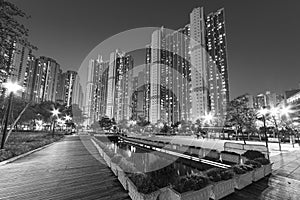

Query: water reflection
[97,136,214,175]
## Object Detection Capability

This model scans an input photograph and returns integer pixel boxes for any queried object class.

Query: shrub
[254,157,270,165]
[220,169,234,180]
[240,164,254,171]
[244,160,262,168]
[242,150,265,160]
[104,148,115,158]
[233,165,247,175]
[129,173,158,194]
[206,168,234,182]
[111,154,123,164]
[173,174,209,193]
[147,163,179,188]
[119,157,137,173]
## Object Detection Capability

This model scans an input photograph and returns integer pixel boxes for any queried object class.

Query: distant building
[22,53,36,101]
[0,42,30,96]
[132,71,146,120]
[190,7,209,122]
[206,8,230,123]
[31,56,60,103]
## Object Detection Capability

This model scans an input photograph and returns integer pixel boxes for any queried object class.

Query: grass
[0,131,64,162]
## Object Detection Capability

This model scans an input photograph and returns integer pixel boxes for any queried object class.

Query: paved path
[133,135,300,157]
[223,149,300,200]
[0,135,129,200]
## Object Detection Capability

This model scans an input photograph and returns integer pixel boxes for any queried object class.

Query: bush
[129,173,158,194]
[103,147,115,158]
[233,165,247,175]
[173,174,209,193]
[206,168,234,182]
[111,154,122,164]
[119,157,137,173]
[240,164,254,171]
[244,160,262,168]
[254,157,270,165]
[147,163,179,188]
[242,150,265,160]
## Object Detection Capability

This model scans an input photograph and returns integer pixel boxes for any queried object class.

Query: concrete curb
[0,137,64,167]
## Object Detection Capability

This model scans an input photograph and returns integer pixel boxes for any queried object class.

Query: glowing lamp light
[51,108,60,117]
[280,105,292,117]
[269,107,279,116]
[65,115,72,121]
[258,108,268,116]
[2,81,23,94]
[203,112,214,124]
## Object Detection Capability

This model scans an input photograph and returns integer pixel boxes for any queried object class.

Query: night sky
[11,0,300,99]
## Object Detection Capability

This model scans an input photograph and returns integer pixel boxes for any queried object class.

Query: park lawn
[0,131,64,162]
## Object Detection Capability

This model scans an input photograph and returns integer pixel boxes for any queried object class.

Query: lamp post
[0,81,23,149]
[51,108,60,136]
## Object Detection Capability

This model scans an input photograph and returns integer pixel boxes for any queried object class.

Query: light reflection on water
[98,136,214,175]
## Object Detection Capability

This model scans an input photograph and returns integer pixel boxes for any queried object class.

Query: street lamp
[65,115,72,121]
[270,105,292,151]
[0,81,23,149]
[203,112,214,124]
[51,108,60,135]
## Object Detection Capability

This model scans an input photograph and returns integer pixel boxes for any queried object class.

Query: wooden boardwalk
[0,135,130,200]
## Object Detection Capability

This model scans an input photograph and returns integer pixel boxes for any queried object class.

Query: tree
[160,123,171,134]
[226,94,257,144]
[98,116,115,130]
[70,104,85,126]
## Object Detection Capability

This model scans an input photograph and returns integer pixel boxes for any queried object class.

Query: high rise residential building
[56,69,65,104]
[85,59,97,126]
[0,42,30,96]
[115,53,134,122]
[132,71,146,120]
[105,50,134,122]
[62,70,77,107]
[149,28,166,123]
[144,45,151,121]
[148,25,192,124]
[146,7,230,125]
[190,7,209,122]
[206,8,229,123]
[84,56,110,126]
[72,74,84,110]
[22,53,36,101]
[31,56,60,103]
[253,91,283,109]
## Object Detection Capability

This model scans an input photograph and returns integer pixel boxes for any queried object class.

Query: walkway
[133,135,300,157]
[0,135,129,200]
[223,149,300,200]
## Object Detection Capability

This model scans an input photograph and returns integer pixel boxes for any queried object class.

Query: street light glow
[2,81,23,94]
[65,115,72,121]
[258,107,268,116]
[280,105,292,117]
[269,106,279,116]
[51,108,60,117]
[203,112,214,124]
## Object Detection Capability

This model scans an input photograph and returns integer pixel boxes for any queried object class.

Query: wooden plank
[0,135,129,200]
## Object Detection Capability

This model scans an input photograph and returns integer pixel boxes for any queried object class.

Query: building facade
[206,8,230,123]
